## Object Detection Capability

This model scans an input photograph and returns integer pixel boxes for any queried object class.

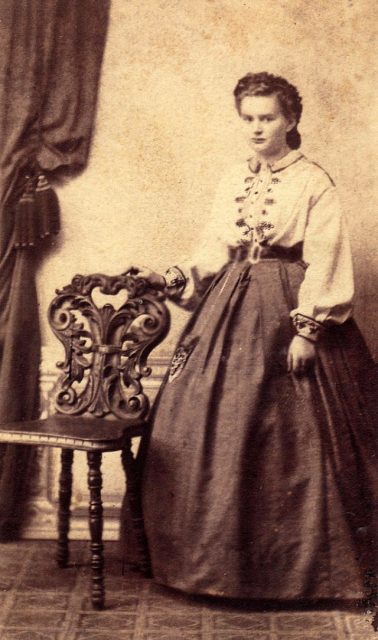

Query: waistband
[229,243,304,263]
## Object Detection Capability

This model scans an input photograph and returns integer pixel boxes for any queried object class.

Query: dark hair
[233,72,303,149]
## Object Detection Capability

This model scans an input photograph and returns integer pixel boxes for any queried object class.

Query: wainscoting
[21,349,169,540]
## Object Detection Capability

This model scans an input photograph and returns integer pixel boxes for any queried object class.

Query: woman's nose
[253,122,263,134]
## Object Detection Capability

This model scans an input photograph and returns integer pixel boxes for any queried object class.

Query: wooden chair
[0,272,170,609]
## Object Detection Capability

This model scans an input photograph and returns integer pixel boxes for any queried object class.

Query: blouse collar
[247,149,303,174]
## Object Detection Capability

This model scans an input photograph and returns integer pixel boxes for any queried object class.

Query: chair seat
[0,415,146,451]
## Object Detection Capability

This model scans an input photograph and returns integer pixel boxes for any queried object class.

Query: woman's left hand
[287,336,316,375]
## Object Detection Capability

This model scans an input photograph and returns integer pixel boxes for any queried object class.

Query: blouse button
[235,196,245,203]
[244,176,254,183]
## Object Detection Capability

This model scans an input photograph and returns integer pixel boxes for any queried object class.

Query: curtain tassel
[13,172,60,249]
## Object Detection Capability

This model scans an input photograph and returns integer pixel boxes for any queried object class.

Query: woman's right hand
[287,335,316,375]
[124,265,166,288]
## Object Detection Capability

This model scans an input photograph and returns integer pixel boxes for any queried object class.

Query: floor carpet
[0,541,376,640]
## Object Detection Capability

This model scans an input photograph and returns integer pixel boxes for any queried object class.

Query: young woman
[123,72,378,603]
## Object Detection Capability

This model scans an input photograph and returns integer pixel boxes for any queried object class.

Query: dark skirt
[130,257,378,600]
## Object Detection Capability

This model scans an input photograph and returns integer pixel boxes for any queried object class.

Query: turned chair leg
[121,440,151,574]
[57,448,74,568]
[87,450,105,610]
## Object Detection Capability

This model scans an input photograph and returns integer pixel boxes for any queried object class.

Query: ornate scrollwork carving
[48,273,170,420]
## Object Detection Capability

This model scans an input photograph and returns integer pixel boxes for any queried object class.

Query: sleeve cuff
[164,266,187,300]
[292,313,325,342]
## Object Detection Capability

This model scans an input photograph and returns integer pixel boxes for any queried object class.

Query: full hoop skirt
[125,257,378,600]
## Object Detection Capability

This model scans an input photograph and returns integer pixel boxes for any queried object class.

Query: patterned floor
[0,541,377,640]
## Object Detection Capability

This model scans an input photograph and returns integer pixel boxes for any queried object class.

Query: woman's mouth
[252,138,266,143]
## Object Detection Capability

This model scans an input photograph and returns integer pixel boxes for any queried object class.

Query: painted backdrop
[29,0,378,540]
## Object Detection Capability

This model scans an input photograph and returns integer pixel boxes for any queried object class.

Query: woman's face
[239,94,295,160]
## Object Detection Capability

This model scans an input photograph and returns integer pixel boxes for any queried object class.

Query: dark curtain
[0,0,110,538]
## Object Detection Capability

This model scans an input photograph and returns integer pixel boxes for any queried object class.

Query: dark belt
[229,243,304,263]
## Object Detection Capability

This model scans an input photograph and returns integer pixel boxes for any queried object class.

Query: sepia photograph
[0,1,377,638]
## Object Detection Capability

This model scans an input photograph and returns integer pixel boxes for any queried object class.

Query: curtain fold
[0,0,109,538]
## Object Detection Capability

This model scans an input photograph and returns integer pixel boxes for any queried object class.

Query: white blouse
[177,149,354,341]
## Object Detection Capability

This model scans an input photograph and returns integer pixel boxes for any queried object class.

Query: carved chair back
[48,273,170,421]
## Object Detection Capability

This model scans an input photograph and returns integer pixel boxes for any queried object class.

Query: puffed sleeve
[290,183,354,341]
[169,166,243,306]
